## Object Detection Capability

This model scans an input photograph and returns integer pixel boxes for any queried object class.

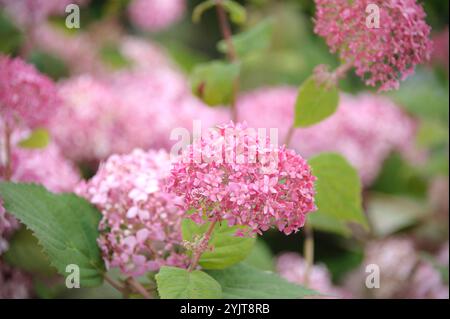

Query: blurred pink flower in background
[314,0,432,90]
[238,87,418,185]
[0,55,59,129]
[76,149,188,277]
[168,122,316,235]
[344,237,449,299]
[276,252,350,298]
[128,0,186,32]
[0,260,32,299]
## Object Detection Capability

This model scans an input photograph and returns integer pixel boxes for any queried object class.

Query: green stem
[188,220,217,272]
[215,0,239,122]
[3,121,12,181]
[303,223,314,286]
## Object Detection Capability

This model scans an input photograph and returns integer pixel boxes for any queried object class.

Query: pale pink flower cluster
[0,122,81,254]
[345,238,449,299]
[237,87,417,185]
[50,69,229,162]
[76,149,189,277]
[314,0,433,91]
[128,0,186,32]
[276,253,350,298]
[118,36,175,71]
[0,55,59,129]
[0,260,32,299]
[168,122,316,235]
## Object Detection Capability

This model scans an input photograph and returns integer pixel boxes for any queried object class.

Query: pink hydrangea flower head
[314,0,433,91]
[128,0,186,32]
[0,260,32,299]
[406,262,449,299]
[168,122,316,235]
[76,149,189,277]
[237,87,418,185]
[0,55,59,129]
[276,252,350,298]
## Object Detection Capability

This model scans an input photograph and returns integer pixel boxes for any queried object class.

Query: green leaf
[208,263,319,298]
[192,0,216,23]
[18,128,50,149]
[218,19,274,57]
[294,76,339,127]
[366,193,428,237]
[182,218,255,269]
[308,153,368,234]
[307,213,351,237]
[100,43,132,70]
[190,61,240,106]
[192,0,246,25]
[243,238,275,271]
[0,10,23,54]
[4,228,56,276]
[222,0,247,25]
[28,51,69,80]
[388,69,449,125]
[0,182,105,287]
[156,266,222,299]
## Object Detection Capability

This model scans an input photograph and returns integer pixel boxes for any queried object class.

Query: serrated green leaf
[18,128,50,149]
[156,266,222,299]
[308,153,368,233]
[218,19,273,57]
[0,182,105,287]
[294,76,339,127]
[4,228,56,276]
[191,61,240,106]
[182,218,255,269]
[207,263,319,299]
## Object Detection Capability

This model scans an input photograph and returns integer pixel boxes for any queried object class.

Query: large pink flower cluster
[76,149,189,277]
[276,253,350,298]
[0,260,32,299]
[314,0,433,91]
[345,238,449,299]
[0,55,59,129]
[128,0,186,32]
[168,122,316,235]
[237,87,417,185]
